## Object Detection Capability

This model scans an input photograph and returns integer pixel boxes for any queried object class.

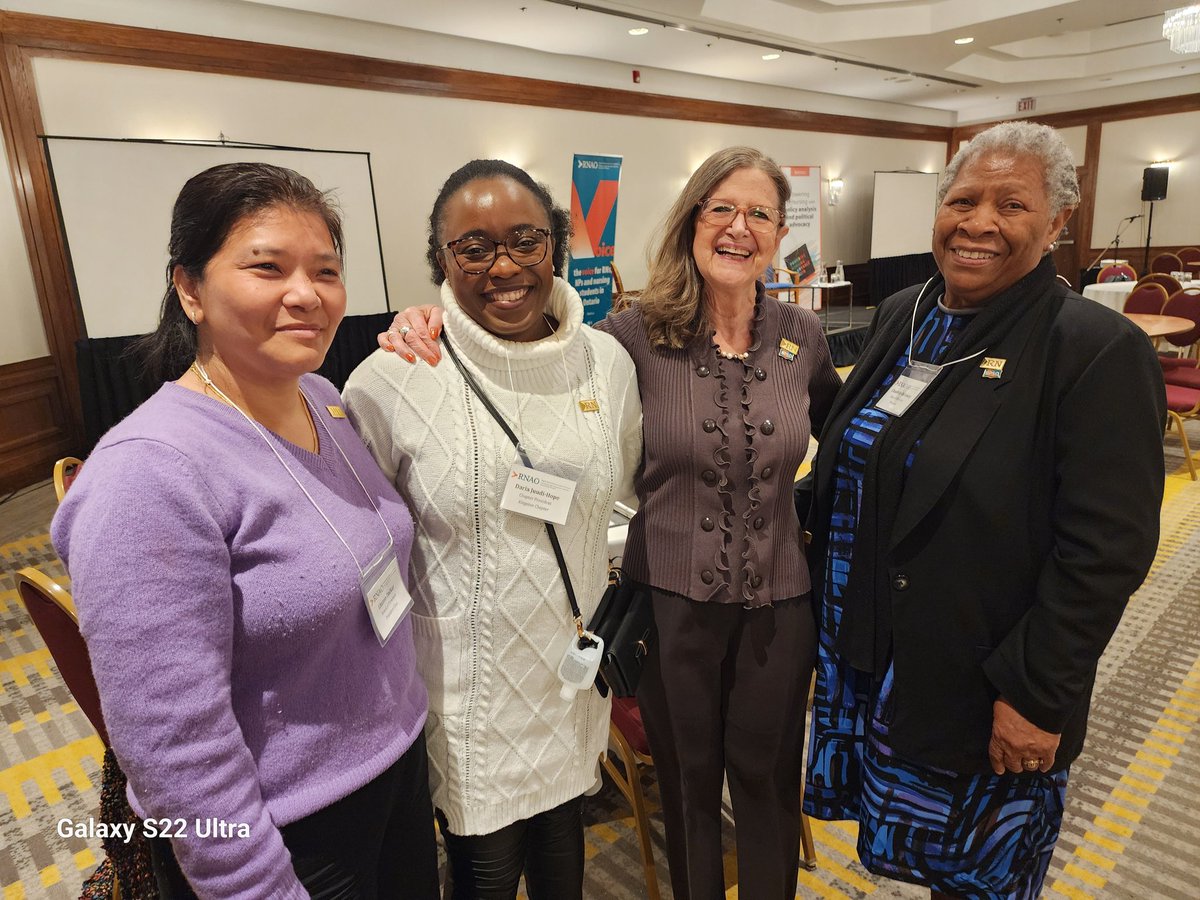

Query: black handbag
[588,567,655,698]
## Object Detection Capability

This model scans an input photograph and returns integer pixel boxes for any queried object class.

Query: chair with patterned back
[1122,283,1169,316]
[54,457,84,503]
[1098,263,1137,283]
[1177,247,1200,266]
[1151,252,1183,275]
[1137,273,1183,297]
[1160,289,1200,360]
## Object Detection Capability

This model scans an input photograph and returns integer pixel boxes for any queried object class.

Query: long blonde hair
[638,147,789,349]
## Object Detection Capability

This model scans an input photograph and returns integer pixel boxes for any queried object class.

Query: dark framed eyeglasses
[696,198,782,234]
[441,228,552,274]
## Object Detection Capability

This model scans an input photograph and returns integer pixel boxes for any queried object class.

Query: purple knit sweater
[52,375,427,899]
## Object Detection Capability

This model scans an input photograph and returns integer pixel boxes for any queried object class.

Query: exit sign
[1017,97,1036,112]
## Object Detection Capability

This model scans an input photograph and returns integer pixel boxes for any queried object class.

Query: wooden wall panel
[0,357,71,492]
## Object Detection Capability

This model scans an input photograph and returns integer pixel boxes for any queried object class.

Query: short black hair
[134,162,343,381]
[426,159,570,285]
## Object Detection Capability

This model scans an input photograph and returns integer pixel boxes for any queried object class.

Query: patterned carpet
[2,419,1198,898]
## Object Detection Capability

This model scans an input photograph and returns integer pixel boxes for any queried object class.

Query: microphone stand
[1086,216,1140,272]
[1142,202,1155,277]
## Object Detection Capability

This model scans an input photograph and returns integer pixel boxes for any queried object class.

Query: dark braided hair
[133,162,343,382]
[425,159,570,285]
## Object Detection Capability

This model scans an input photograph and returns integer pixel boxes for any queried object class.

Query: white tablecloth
[1082,281,1135,312]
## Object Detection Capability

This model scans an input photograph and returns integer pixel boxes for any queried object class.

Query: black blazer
[807,265,1167,773]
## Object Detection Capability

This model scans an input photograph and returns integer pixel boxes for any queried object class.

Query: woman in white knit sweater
[343,160,641,900]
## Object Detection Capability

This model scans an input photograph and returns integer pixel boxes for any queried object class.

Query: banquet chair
[1178,247,1200,266]
[1151,253,1183,275]
[1122,283,1168,315]
[1160,289,1200,360]
[1164,385,1200,480]
[1137,273,1182,297]
[1097,263,1137,282]
[53,456,83,502]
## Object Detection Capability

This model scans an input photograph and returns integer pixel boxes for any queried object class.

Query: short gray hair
[938,121,1080,216]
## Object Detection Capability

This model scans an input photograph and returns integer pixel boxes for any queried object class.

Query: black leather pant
[150,736,439,899]
[437,795,584,900]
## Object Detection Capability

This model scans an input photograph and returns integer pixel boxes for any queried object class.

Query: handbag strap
[441,333,587,638]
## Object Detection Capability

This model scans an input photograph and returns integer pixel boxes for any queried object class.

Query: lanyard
[191,362,390,573]
[441,333,589,640]
[905,276,988,371]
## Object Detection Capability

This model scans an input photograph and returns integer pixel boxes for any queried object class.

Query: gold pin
[326,405,347,418]
[778,338,799,361]
[979,357,1006,380]
[578,399,600,413]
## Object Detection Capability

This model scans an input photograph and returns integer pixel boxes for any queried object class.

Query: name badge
[500,463,577,525]
[875,363,941,417]
[359,540,412,646]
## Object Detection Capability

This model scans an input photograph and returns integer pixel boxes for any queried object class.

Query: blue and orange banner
[567,153,622,324]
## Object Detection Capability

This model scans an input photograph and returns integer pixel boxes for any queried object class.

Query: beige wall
[0,130,50,365]
[33,57,945,311]
[1094,111,1200,255]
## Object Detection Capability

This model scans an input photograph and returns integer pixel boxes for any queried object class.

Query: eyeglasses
[696,198,782,234]
[441,228,552,274]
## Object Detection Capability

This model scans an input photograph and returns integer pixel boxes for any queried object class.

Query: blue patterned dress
[804,301,1069,900]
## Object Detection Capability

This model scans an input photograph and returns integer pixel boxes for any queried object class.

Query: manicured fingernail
[431,327,440,340]
[383,345,394,352]
[405,353,416,363]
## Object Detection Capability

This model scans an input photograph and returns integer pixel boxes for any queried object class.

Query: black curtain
[74,311,396,454]
[869,253,939,307]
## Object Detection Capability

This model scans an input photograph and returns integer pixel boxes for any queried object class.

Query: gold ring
[1022,758,1041,771]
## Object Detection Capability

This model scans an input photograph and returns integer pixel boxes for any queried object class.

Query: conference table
[1082,281,1135,312]
[1122,313,1193,340]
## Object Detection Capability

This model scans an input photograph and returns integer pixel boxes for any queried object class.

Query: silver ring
[398,324,412,337]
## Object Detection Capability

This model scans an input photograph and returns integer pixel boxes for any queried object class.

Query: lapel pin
[778,338,799,361]
[578,399,600,413]
[979,357,1006,380]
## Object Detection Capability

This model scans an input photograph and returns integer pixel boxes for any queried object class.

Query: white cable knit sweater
[343,278,642,835]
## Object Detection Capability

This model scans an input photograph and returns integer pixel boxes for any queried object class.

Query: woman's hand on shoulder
[988,696,1061,775]
[377,306,443,365]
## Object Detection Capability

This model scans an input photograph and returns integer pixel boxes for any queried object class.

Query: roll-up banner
[568,153,622,324]
[779,166,823,307]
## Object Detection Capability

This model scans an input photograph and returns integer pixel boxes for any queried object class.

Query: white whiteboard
[870,171,940,259]
[45,138,389,338]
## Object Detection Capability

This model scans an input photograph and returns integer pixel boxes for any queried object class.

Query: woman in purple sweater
[52,163,438,899]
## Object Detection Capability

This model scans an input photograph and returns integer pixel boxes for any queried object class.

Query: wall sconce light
[828,178,844,206]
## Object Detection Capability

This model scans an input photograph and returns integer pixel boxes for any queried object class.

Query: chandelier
[1164,5,1200,54]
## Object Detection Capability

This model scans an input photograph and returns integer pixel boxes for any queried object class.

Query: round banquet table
[1122,313,1194,339]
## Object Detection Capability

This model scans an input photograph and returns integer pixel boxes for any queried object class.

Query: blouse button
[761,466,773,479]
[701,469,718,485]
[753,516,765,530]
[700,516,715,532]
[755,368,767,381]
[750,575,763,588]
[892,574,910,591]
[703,418,717,433]
[701,569,715,585]
[761,419,775,435]
[696,365,710,378]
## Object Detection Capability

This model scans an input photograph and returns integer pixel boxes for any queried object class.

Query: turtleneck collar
[440,276,585,373]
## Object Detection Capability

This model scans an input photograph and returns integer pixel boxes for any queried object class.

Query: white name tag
[875,363,941,417]
[500,463,577,525]
[359,541,412,646]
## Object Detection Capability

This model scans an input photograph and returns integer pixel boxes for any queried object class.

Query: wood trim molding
[949,93,1200,143]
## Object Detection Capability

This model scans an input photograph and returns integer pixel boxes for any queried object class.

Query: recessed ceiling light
[762,52,781,60]
[628,27,649,36]
[954,37,974,45]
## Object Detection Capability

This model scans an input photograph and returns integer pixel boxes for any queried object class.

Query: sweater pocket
[411,612,467,716]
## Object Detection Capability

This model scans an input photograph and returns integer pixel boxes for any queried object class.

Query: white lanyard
[903,277,988,371]
[191,362,390,573]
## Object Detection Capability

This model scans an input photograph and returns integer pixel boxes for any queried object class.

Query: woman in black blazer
[803,121,1166,899]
